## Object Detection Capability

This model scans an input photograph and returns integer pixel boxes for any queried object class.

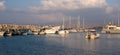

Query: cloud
[30,0,107,11]
[27,0,109,26]
[105,5,120,14]
[0,1,5,11]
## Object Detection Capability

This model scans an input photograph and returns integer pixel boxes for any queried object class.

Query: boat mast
[77,16,80,29]
[118,14,119,26]
[83,18,85,29]
[62,17,65,30]
[69,16,71,29]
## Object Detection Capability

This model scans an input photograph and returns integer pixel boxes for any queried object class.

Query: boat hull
[102,30,120,34]
[58,30,69,34]
[86,34,100,39]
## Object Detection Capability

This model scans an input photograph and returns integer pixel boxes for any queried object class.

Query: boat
[32,31,39,35]
[58,30,69,34]
[4,31,12,36]
[39,31,46,35]
[21,29,33,35]
[0,31,5,36]
[58,17,69,34]
[85,31,100,39]
[101,22,120,34]
[44,26,60,34]
[22,32,27,35]
[69,29,77,32]
[88,29,96,32]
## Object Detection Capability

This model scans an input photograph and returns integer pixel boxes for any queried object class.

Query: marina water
[0,32,120,55]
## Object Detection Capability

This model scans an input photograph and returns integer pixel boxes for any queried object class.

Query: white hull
[102,30,120,34]
[102,23,120,34]
[44,26,60,34]
[5,33,12,36]
[22,32,27,35]
[58,30,69,34]
[69,29,77,32]
[86,34,100,39]
[33,32,38,35]
[44,30,56,34]
[39,31,46,35]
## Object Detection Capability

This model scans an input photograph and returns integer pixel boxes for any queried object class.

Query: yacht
[44,26,60,34]
[58,17,69,34]
[58,30,69,34]
[101,22,120,34]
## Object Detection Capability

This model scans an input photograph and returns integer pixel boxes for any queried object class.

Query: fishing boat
[85,31,100,39]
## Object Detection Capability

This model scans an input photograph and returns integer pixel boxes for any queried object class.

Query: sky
[0,0,120,27]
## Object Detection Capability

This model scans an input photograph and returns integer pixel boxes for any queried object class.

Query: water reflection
[85,39,100,51]
[45,34,69,37]
[107,34,120,39]
[0,33,120,55]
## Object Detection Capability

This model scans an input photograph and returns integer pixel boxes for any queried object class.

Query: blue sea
[0,32,120,55]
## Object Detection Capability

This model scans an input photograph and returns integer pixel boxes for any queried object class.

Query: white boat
[22,32,27,35]
[69,29,77,32]
[58,17,69,34]
[27,30,33,35]
[58,30,69,34]
[39,31,46,35]
[44,26,60,34]
[4,32,12,36]
[21,29,33,35]
[102,22,120,34]
[0,31,5,36]
[85,31,100,39]
[33,31,39,35]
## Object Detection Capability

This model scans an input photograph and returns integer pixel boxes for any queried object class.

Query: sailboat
[58,17,69,34]
[68,16,77,32]
[77,16,84,32]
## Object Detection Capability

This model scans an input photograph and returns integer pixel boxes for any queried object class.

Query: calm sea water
[0,32,120,55]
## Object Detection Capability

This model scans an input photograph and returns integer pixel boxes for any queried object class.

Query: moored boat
[101,22,120,34]
[4,31,12,36]
[58,30,69,34]
[85,31,100,39]
[44,26,60,34]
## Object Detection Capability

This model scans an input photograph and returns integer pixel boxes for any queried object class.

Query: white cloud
[0,1,5,11]
[30,0,107,11]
